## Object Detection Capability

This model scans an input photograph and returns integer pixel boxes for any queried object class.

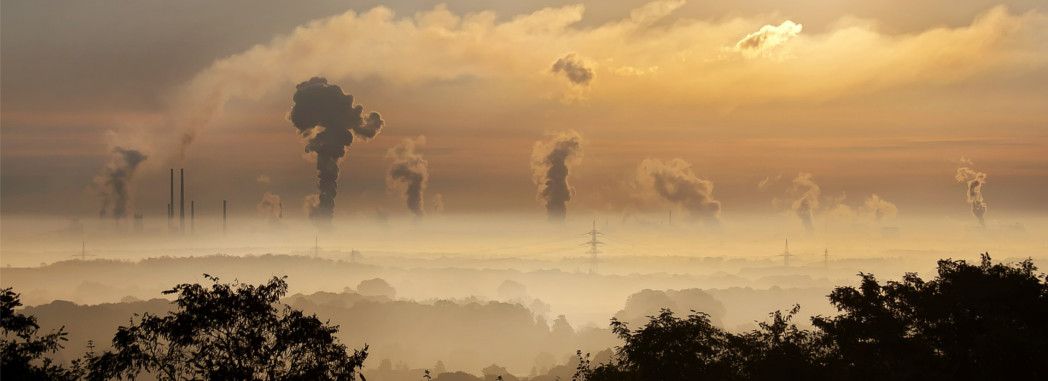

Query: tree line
[3,254,1047,380]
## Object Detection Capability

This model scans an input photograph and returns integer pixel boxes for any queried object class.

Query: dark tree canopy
[813,253,1048,380]
[87,275,368,381]
[576,254,1048,381]
[4,254,1047,381]
[1,288,79,380]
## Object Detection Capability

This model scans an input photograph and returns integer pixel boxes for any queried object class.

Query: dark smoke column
[94,147,147,220]
[531,131,583,221]
[288,77,384,223]
[386,136,429,217]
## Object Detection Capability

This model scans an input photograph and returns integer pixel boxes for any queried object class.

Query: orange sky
[2,0,1047,222]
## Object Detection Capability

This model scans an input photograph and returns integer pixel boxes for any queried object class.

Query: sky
[3,0,1047,224]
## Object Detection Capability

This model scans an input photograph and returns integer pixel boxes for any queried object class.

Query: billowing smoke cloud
[790,172,821,232]
[955,163,988,226]
[159,3,1035,164]
[386,136,429,217]
[288,77,385,223]
[431,193,445,213]
[862,194,898,222]
[551,53,594,86]
[635,158,721,224]
[735,20,802,57]
[257,192,283,222]
[94,147,148,220]
[531,131,583,221]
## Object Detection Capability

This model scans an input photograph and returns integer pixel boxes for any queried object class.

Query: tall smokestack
[179,168,185,233]
[169,169,174,223]
[191,201,195,234]
[223,200,228,234]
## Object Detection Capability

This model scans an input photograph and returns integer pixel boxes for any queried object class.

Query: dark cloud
[94,147,147,220]
[955,164,988,226]
[386,136,429,217]
[289,77,384,223]
[531,131,583,221]
[550,53,594,86]
[636,158,721,224]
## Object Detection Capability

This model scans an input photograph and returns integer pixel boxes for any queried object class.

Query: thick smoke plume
[531,131,583,221]
[288,77,384,223]
[94,147,148,220]
[386,136,429,217]
[955,164,988,226]
[551,53,594,86]
[790,172,821,232]
[636,158,721,224]
[257,192,283,222]
[862,194,898,222]
[431,193,445,213]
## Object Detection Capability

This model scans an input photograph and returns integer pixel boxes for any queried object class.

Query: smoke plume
[94,147,148,220]
[431,193,445,214]
[257,192,283,222]
[551,53,594,86]
[531,131,583,221]
[635,158,721,224]
[790,173,821,232]
[288,77,385,223]
[862,194,898,222]
[955,164,988,226]
[386,136,429,217]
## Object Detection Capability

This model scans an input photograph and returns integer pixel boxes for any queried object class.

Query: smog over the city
[2,1,1047,380]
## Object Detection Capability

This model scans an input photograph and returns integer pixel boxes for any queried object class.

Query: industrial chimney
[169,168,174,228]
[190,200,195,234]
[179,168,185,233]
[222,200,228,234]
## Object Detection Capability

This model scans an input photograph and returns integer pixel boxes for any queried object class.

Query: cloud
[735,20,803,57]
[532,131,583,221]
[386,136,429,217]
[635,158,721,224]
[551,53,595,85]
[149,1,1044,163]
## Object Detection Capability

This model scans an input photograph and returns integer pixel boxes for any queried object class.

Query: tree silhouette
[1,288,80,380]
[576,254,1048,381]
[813,253,1048,380]
[87,275,368,380]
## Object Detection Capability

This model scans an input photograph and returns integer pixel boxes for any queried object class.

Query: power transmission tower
[823,247,829,269]
[583,220,604,274]
[314,234,319,259]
